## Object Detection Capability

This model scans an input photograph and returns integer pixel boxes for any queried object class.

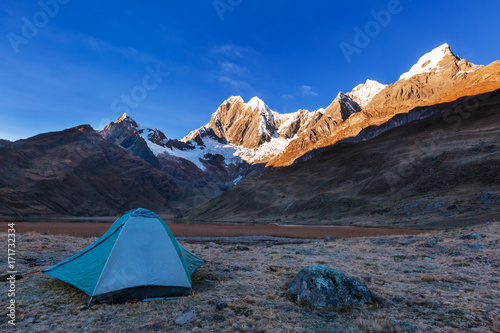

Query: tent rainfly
[43,208,205,303]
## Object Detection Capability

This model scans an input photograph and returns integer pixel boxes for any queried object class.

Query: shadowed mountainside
[0,126,204,220]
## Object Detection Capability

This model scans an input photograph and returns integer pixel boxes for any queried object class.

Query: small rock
[24,257,44,267]
[216,302,228,311]
[423,257,433,260]
[317,311,337,318]
[236,246,250,251]
[174,308,197,326]
[460,244,487,249]
[324,237,334,242]
[461,233,482,240]
[422,241,437,247]
[447,204,458,210]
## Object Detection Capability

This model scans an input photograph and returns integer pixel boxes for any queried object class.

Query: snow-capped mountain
[397,43,482,81]
[100,113,162,168]
[348,79,387,107]
[399,43,455,80]
[102,43,498,172]
[2,43,500,220]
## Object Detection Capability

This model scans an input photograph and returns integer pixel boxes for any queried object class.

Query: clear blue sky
[1,0,499,141]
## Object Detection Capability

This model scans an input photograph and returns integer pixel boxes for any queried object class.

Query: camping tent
[43,208,205,303]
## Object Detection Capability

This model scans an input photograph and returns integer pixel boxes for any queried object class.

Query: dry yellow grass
[0,222,499,332]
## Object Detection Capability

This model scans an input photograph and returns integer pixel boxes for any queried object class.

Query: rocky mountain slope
[0,126,192,219]
[119,44,499,171]
[269,44,500,166]
[1,43,499,222]
[180,89,500,228]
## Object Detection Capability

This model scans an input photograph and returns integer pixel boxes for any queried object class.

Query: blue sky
[1,0,499,141]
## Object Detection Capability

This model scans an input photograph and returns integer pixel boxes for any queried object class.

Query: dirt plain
[0,222,429,238]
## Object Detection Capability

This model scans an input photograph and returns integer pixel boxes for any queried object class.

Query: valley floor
[0,222,499,332]
[0,222,427,238]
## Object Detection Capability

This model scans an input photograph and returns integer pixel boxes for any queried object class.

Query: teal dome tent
[44,208,205,304]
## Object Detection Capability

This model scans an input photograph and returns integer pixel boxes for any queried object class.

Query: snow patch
[349,79,387,107]
[399,43,453,81]
[246,96,267,112]
[235,135,294,162]
[144,135,247,171]
[278,112,301,134]
[336,92,359,115]
[148,130,296,171]
[233,175,243,185]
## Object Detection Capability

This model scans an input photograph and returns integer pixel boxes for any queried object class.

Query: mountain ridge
[102,44,499,169]
[179,89,500,228]
[1,43,499,221]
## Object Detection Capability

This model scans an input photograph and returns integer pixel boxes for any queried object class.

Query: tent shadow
[40,278,89,305]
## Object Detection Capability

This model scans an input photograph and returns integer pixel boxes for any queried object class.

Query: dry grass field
[0,221,499,332]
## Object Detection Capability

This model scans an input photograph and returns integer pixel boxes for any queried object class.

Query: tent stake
[81,297,93,311]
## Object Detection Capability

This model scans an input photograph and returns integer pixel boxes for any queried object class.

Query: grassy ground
[0,222,499,332]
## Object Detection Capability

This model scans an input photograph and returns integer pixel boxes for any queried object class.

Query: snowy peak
[246,96,268,112]
[102,113,172,148]
[228,95,244,103]
[223,95,244,106]
[113,113,139,129]
[116,113,128,122]
[399,43,456,80]
[348,79,387,107]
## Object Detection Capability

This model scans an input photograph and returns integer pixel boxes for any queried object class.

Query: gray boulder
[288,265,376,309]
